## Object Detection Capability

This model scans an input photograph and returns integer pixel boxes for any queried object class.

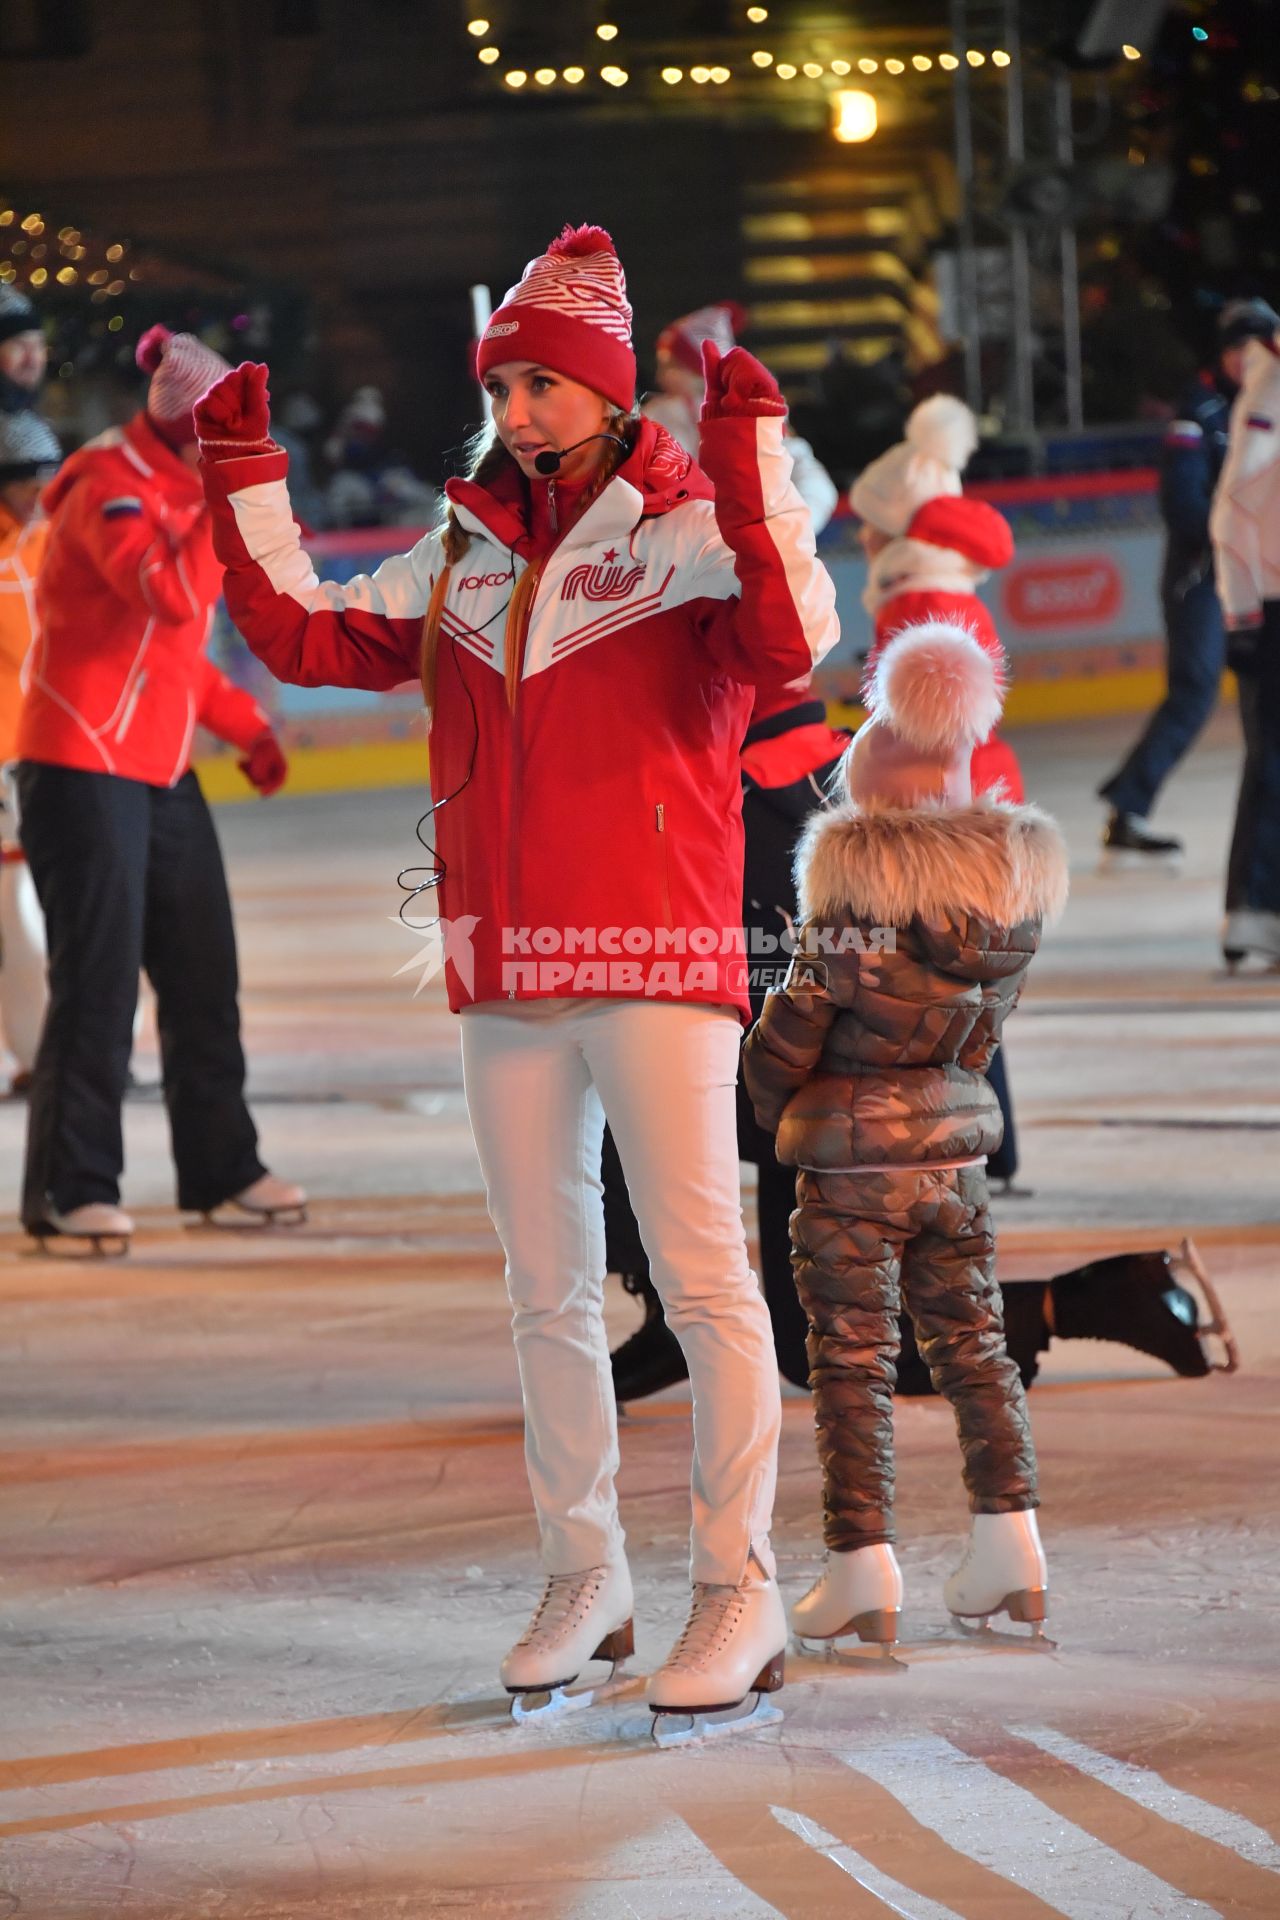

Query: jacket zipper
[116,669,147,742]
[506,556,544,996]
[547,479,558,534]
[656,802,674,929]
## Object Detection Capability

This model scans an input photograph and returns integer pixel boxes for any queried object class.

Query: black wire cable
[396,545,517,929]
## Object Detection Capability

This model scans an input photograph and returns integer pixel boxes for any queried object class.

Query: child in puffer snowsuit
[743,619,1069,1652]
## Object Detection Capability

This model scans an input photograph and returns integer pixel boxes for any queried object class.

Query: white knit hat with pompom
[842,620,1005,809]
[849,395,979,536]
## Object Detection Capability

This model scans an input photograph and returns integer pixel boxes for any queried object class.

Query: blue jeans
[1225,603,1280,914]
[1099,569,1225,819]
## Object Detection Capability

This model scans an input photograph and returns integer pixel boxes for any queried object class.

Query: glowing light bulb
[831,59,851,75]
[534,67,555,84]
[912,54,932,70]
[1122,43,1141,59]
[858,57,878,73]
[747,5,768,19]
[478,46,500,63]
[939,52,959,69]
[467,18,489,34]
[775,62,796,79]
[710,66,730,83]
[691,65,710,82]
[992,49,1011,65]
[885,57,905,73]
[505,69,527,86]
[596,22,618,39]
[802,61,823,77]
[966,48,985,66]
[563,66,585,82]
[752,50,773,67]
[832,89,878,143]
[662,66,683,82]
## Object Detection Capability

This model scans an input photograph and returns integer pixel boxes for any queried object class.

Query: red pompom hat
[907,494,1014,572]
[137,325,231,445]
[475,224,636,412]
[656,301,749,376]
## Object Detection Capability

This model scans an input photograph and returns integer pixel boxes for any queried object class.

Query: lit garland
[0,204,138,326]
[462,12,1030,93]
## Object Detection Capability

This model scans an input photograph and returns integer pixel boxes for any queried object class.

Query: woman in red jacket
[16,328,302,1250]
[195,225,840,1732]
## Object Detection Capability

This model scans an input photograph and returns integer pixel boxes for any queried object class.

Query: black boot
[609,1272,689,1402]
[1048,1242,1237,1377]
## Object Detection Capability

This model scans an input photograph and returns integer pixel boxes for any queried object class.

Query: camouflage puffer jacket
[743,799,1069,1168]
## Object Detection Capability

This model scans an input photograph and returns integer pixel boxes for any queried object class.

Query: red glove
[700,341,788,422]
[195,363,275,462]
[238,731,288,797]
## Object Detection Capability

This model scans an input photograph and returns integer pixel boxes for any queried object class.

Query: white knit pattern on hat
[0,286,38,325]
[0,408,61,468]
[500,245,633,345]
[668,304,737,358]
[148,333,232,423]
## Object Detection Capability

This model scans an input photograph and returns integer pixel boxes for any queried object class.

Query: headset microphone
[533,430,628,476]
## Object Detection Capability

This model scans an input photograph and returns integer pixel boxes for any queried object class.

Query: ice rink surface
[1,712,1277,1919]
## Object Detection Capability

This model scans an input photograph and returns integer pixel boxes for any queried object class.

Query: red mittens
[700,340,788,422]
[195,363,275,462]
[238,731,288,797]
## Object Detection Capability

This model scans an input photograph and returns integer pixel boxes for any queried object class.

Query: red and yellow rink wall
[195,471,1190,802]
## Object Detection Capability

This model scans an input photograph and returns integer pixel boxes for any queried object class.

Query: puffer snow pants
[791,1161,1038,1550]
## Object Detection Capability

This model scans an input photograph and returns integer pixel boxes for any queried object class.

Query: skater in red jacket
[16,326,303,1250]
[195,223,840,1737]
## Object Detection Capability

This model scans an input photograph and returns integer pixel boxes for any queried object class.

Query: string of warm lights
[0,205,137,332]
[461,10,1049,94]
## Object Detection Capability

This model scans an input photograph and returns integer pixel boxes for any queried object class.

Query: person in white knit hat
[744,620,1068,1660]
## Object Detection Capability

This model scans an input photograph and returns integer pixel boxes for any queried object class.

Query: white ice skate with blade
[31,1203,134,1257]
[501,1561,635,1722]
[792,1543,906,1668]
[647,1569,786,1747]
[200,1173,308,1228]
[945,1511,1054,1646]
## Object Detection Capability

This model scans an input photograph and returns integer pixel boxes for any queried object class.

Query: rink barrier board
[198,471,1209,800]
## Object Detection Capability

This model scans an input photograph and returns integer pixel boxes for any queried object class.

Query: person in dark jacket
[1098,297,1280,861]
[744,619,1069,1655]
[0,287,48,417]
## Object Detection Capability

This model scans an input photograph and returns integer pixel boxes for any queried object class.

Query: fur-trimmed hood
[796,795,1069,929]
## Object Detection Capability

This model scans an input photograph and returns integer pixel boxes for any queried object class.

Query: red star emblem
[602,547,618,563]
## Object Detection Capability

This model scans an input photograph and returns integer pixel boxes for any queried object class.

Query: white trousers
[460,997,780,1586]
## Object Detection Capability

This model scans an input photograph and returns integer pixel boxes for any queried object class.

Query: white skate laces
[663,1582,746,1673]
[516,1567,610,1651]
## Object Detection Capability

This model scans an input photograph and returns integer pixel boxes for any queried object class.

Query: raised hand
[195,363,274,460]
[700,341,788,422]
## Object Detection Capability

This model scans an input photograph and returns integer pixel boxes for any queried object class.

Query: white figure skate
[1222,908,1280,973]
[200,1173,308,1228]
[501,1561,635,1723]
[792,1543,906,1668]
[30,1203,134,1257]
[945,1511,1054,1646]
[647,1569,787,1747]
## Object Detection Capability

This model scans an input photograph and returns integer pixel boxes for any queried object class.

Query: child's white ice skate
[501,1561,635,1723]
[29,1202,134,1258]
[646,1568,787,1747]
[792,1542,906,1668]
[945,1510,1054,1646]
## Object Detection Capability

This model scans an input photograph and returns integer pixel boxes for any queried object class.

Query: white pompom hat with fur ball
[849,395,979,536]
[842,620,1006,810]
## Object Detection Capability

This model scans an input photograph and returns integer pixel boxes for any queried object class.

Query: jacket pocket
[655,801,674,929]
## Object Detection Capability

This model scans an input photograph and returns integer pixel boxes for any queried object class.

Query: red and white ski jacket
[17,413,270,786]
[203,416,840,1016]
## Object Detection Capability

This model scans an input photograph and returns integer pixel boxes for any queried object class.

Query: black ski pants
[17,762,265,1225]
